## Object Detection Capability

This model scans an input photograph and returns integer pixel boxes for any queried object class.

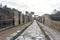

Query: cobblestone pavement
[16,20,46,40]
[0,22,31,40]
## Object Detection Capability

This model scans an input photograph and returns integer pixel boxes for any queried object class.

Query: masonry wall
[42,15,60,31]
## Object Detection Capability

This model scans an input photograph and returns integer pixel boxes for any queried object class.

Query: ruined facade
[39,14,60,31]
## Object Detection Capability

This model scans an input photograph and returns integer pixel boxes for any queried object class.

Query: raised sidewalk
[0,22,32,40]
[38,22,60,40]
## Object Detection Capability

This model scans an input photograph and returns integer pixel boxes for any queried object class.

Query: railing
[0,19,13,29]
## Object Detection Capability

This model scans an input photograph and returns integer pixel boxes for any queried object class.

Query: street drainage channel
[37,21,54,40]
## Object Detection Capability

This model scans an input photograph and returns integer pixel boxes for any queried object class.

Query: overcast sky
[0,0,60,16]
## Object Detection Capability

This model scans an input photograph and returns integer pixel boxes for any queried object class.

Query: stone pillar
[14,11,19,26]
[30,12,34,21]
[23,14,25,23]
[25,11,29,22]
[24,15,27,23]
[18,12,21,24]
[28,13,33,22]
[20,13,23,24]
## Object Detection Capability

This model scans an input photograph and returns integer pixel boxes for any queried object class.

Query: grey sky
[0,0,60,16]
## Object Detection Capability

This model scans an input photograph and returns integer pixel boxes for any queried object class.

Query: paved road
[16,20,46,40]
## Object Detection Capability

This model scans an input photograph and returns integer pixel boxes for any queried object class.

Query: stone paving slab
[15,20,46,40]
[0,22,32,40]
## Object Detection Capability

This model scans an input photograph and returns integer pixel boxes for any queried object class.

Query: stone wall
[42,15,60,31]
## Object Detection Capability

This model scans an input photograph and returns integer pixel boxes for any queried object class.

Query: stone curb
[37,21,54,40]
[0,22,30,32]
[10,22,33,40]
